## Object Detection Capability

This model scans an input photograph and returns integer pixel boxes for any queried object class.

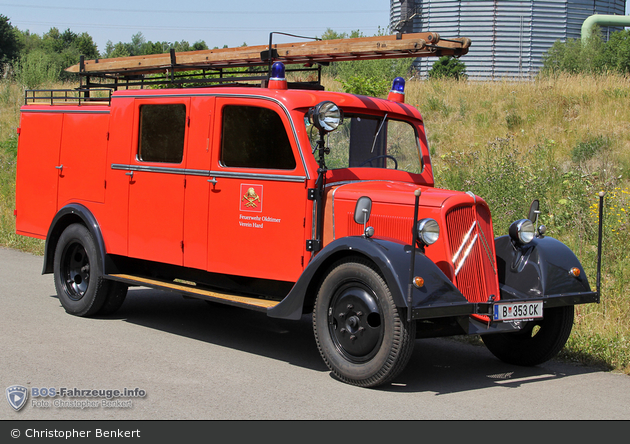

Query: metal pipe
[581,14,630,41]
[407,188,421,322]
[596,191,605,303]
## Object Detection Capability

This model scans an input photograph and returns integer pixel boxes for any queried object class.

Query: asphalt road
[1,246,629,421]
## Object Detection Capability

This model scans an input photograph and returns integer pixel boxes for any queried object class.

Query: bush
[571,135,611,163]
[538,27,630,76]
[14,50,62,88]
[340,76,390,97]
[427,56,467,80]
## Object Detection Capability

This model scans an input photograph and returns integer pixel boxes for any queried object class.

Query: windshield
[305,113,424,174]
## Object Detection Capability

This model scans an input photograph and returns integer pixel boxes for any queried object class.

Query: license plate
[493,301,543,321]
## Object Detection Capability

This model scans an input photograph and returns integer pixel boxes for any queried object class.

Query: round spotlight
[308,101,343,133]
[509,219,535,244]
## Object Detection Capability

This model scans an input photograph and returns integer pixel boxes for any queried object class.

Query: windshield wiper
[370,113,388,153]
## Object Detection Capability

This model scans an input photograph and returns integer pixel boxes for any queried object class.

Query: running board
[107,274,280,312]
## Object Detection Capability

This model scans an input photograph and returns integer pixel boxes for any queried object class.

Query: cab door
[206,98,308,282]
[127,98,190,266]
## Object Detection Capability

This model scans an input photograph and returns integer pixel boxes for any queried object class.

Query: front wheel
[482,305,574,366]
[313,259,416,387]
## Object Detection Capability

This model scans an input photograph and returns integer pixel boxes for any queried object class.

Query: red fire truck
[15,33,602,387]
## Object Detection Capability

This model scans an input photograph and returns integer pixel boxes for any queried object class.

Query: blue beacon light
[388,77,405,103]
[269,62,288,89]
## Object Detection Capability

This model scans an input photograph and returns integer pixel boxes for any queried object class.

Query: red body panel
[15,111,63,238]
[16,106,110,239]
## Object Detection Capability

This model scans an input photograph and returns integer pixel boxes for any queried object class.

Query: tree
[0,15,20,70]
[599,29,630,74]
[540,31,605,76]
[427,56,467,80]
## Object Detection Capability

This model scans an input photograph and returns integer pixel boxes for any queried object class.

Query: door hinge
[306,239,321,252]
[308,188,318,201]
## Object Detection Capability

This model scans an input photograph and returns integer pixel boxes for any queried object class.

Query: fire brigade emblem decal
[240,184,263,212]
[6,385,28,411]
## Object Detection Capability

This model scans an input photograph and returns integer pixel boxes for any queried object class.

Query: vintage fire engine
[15,33,602,387]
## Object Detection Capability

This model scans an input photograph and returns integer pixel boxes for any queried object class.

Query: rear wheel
[313,259,415,387]
[54,224,110,317]
[482,305,574,366]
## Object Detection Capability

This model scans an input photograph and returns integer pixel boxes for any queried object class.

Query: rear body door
[126,98,190,266]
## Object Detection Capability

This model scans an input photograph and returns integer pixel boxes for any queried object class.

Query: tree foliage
[0,15,20,72]
[103,32,208,58]
[1,16,212,87]
[427,56,467,80]
[540,27,630,76]
[13,27,99,87]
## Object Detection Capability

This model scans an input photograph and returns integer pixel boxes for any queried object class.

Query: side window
[221,105,296,170]
[138,104,186,163]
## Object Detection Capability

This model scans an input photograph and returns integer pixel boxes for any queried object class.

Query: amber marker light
[413,277,425,288]
[569,267,581,277]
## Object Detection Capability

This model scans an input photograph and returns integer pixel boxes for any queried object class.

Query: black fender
[42,204,108,275]
[268,236,469,320]
[494,235,598,306]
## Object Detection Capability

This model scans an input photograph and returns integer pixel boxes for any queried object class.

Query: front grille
[446,204,499,303]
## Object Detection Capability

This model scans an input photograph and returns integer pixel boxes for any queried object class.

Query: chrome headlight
[509,219,535,244]
[417,218,440,246]
[308,101,343,133]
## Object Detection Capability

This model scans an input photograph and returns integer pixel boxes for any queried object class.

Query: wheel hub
[328,284,383,362]
[62,243,90,301]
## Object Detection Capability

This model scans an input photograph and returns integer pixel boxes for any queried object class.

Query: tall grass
[1,73,629,374]
[399,73,630,374]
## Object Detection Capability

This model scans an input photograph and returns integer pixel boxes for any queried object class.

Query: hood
[327,180,473,209]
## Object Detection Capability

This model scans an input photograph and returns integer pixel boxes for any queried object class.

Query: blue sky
[2,1,628,54]
[1,0,391,52]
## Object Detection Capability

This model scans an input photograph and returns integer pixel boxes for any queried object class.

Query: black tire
[312,259,416,387]
[482,305,575,366]
[98,281,128,315]
[53,224,110,317]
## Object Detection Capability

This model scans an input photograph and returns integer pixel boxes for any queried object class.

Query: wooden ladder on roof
[65,32,471,89]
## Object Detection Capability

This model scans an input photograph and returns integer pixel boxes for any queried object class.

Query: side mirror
[528,199,540,224]
[354,196,372,225]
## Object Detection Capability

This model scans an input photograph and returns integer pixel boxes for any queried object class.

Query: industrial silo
[390,0,627,79]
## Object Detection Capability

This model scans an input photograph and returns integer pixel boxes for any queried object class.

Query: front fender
[494,235,597,306]
[268,236,469,320]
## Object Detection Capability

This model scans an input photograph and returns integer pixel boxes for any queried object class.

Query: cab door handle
[207,177,218,185]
